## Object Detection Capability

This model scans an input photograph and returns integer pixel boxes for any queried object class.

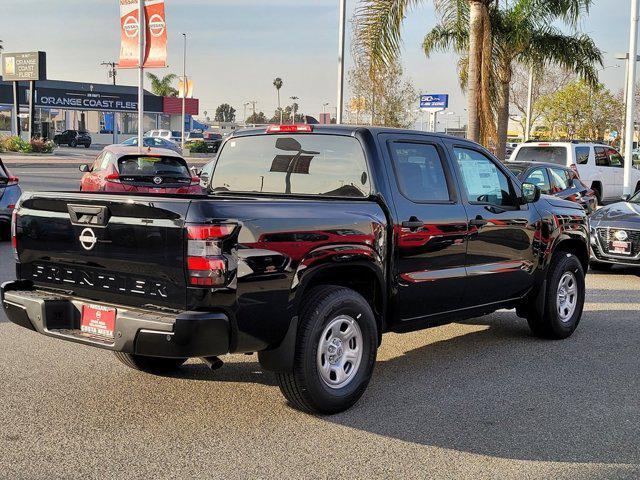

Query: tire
[590,261,613,272]
[113,352,187,374]
[527,252,585,339]
[70,140,77,148]
[276,286,378,415]
[0,223,9,241]
[84,143,91,149]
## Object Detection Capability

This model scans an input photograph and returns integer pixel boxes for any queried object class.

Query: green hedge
[0,136,55,154]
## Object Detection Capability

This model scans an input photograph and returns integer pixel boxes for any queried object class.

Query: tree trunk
[466,1,484,142]
[496,63,512,162]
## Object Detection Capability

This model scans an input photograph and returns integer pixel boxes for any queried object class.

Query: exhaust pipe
[201,356,224,371]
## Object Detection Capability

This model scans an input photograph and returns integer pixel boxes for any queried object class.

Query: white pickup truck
[510,141,640,204]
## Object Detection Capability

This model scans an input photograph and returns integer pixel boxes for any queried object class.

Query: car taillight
[6,176,19,186]
[266,124,313,133]
[186,224,236,286]
[105,173,121,183]
[11,209,18,253]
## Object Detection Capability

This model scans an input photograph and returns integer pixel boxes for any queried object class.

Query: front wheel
[527,252,585,339]
[276,286,378,415]
[113,352,187,374]
[69,140,77,147]
[84,143,91,148]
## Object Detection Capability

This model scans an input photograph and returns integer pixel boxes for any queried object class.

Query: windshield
[629,191,640,204]
[514,146,567,165]
[118,156,190,177]
[211,134,370,197]
[506,164,527,176]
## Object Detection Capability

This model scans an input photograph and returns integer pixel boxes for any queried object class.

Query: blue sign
[420,94,449,109]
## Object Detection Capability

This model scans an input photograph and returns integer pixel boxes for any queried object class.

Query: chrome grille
[596,228,640,256]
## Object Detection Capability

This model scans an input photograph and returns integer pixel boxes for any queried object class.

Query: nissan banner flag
[118,0,167,69]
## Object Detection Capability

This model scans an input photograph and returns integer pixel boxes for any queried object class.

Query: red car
[79,145,202,194]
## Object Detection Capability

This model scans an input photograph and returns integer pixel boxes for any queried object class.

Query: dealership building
[0,77,199,144]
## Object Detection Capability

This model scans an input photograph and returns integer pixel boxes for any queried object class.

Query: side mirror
[521,182,541,204]
[621,193,631,202]
[79,164,90,173]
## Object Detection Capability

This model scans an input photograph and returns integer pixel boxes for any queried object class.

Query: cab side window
[91,153,104,171]
[389,142,451,202]
[524,168,551,194]
[575,147,590,165]
[594,147,609,167]
[453,147,516,207]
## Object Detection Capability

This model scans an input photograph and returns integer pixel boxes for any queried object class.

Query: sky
[0,0,636,123]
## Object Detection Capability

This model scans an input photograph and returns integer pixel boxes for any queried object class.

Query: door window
[575,147,590,165]
[607,148,624,168]
[549,168,570,192]
[389,142,450,202]
[523,168,551,194]
[453,148,516,207]
[91,153,105,171]
[595,147,609,166]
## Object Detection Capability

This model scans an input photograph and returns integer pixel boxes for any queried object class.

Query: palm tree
[146,73,178,97]
[354,0,493,142]
[423,0,601,159]
[273,77,284,123]
[354,0,599,147]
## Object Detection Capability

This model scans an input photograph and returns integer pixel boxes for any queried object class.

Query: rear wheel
[113,352,187,374]
[84,143,91,149]
[69,139,77,148]
[527,252,585,339]
[276,286,378,415]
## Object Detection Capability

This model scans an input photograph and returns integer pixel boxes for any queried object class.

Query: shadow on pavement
[326,310,640,465]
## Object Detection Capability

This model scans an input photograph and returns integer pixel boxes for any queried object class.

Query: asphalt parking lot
[1,169,640,479]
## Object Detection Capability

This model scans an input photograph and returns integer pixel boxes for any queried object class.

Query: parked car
[53,130,92,148]
[78,145,202,194]
[0,158,21,240]
[120,136,182,153]
[510,141,640,205]
[589,192,640,270]
[3,126,589,415]
[507,161,597,214]
[185,131,204,141]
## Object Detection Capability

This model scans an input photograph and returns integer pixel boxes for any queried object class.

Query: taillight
[105,173,121,183]
[11,209,18,253]
[6,176,19,186]
[186,224,236,287]
[266,124,313,133]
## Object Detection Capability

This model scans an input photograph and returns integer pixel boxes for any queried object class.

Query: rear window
[211,134,371,197]
[118,156,190,177]
[514,146,567,165]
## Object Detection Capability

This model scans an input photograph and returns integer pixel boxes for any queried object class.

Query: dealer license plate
[81,304,116,338]
[610,240,631,255]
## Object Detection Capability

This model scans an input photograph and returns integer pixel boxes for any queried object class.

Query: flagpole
[137,0,145,147]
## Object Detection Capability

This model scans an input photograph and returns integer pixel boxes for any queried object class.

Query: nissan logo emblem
[614,230,629,242]
[79,228,97,251]
[153,176,163,185]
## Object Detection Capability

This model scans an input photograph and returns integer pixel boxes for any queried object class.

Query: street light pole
[624,0,639,196]
[181,33,187,152]
[336,0,346,124]
[524,65,534,141]
[137,0,145,148]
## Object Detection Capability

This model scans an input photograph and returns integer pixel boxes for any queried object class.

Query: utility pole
[624,0,639,196]
[101,61,118,144]
[336,0,346,124]
[181,33,187,152]
[290,96,299,123]
[137,0,145,148]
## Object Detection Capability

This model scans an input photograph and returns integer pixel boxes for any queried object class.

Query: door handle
[469,216,488,228]
[402,217,423,231]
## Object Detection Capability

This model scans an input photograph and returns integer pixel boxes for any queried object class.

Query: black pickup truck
[2,125,590,414]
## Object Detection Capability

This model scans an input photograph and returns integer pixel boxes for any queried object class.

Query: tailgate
[15,192,192,310]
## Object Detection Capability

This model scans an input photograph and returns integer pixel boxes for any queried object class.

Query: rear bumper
[1,280,230,358]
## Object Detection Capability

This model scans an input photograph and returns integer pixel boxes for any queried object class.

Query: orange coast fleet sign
[118,0,167,69]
